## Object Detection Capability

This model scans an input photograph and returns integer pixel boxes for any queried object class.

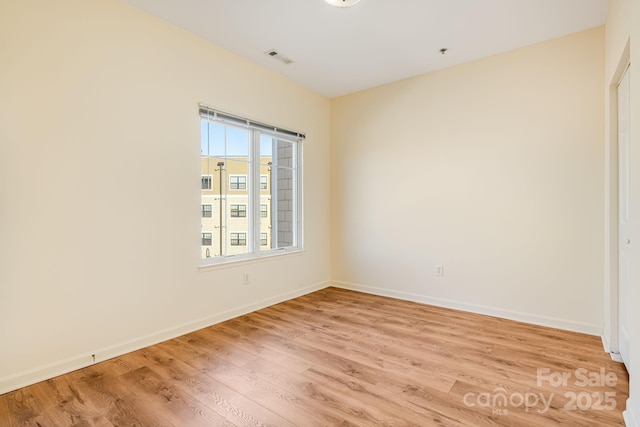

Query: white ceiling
[121,0,610,98]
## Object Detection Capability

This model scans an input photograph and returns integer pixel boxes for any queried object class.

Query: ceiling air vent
[265,49,294,65]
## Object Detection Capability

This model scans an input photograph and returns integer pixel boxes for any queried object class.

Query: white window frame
[260,174,269,190]
[202,204,213,218]
[199,105,304,268]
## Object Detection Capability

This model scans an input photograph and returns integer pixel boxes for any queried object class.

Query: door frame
[604,41,630,360]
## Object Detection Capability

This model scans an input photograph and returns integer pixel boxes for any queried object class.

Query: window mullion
[296,143,303,248]
[270,137,278,249]
[250,130,261,253]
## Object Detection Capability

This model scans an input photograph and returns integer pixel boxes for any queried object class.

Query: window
[201,233,212,246]
[201,175,212,190]
[230,232,247,246]
[202,204,212,218]
[200,105,304,265]
[230,204,247,218]
[230,175,247,190]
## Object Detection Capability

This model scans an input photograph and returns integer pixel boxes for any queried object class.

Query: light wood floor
[0,287,628,426]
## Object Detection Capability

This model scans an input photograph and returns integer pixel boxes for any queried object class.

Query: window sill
[198,247,304,272]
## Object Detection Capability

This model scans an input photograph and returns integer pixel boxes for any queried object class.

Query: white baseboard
[610,353,624,363]
[624,398,640,427]
[332,281,601,336]
[602,332,611,353]
[0,281,330,395]
[601,333,625,362]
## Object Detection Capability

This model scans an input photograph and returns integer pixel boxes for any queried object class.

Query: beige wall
[0,0,331,392]
[331,27,605,333]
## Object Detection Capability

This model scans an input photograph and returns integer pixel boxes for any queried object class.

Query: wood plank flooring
[0,287,629,426]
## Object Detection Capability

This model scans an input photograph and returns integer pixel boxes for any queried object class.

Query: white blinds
[199,104,306,140]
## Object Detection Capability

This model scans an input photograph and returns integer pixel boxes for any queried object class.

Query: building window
[230,232,247,246]
[201,175,212,190]
[202,233,212,246]
[230,175,247,190]
[230,204,247,218]
[200,105,304,265]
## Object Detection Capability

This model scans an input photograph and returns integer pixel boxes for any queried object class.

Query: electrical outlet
[243,273,250,285]
[435,265,444,276]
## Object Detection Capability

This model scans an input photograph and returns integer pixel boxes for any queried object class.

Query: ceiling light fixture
[324,0,361,8]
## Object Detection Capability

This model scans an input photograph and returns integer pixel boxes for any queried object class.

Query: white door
[618,65,631,371]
